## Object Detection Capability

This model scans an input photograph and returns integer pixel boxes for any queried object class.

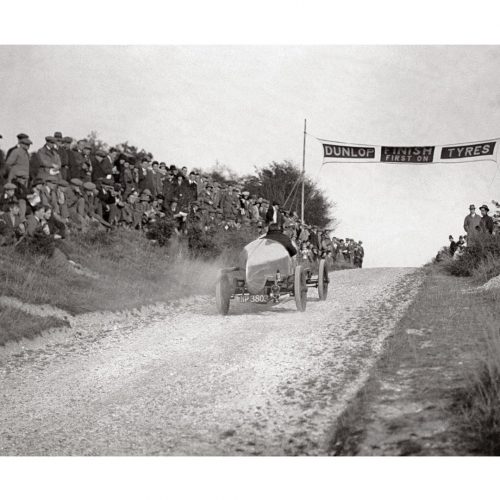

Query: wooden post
[301,119,306,222]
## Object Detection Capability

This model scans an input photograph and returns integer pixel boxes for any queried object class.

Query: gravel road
[0,267,422,456]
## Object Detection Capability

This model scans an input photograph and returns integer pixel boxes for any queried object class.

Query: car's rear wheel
[216,273,231,315]
[318,258,329,301]
[294,265,307,312]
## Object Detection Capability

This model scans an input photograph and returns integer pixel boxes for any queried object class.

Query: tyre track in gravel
[0,267,422,455]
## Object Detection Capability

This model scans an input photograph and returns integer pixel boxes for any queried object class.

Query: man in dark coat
[264,222,297,257]
[92,150,113,182]
[265,201,284,229]
[37,136,62,181]
[479,205,495,234]
[6,136,32,185]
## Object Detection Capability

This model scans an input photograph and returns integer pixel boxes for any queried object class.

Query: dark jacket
[480,214,495,234]
[264,229,297,257]
[265,205,284,228]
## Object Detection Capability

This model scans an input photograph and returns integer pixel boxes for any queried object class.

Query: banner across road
[320,139,499,164]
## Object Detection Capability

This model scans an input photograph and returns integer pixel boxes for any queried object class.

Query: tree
[242,160,336,228]
[209,160,241,184]
[85,131,108,156]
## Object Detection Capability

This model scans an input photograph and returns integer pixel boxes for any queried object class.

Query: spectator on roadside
[5,136,32,185]
[449,235,458,256]
[92,150,113,182]
[463,204,482,242]
[37,136,62,182]
[25,203,47,236]
[479,204,494,234]
[0,200,24,245]
[266,200,284,229]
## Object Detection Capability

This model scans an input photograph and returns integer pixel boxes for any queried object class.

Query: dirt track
[0,267,422,455]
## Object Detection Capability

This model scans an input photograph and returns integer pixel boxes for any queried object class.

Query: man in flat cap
[92,149,113,182]
[58,137,73,181]
[5,135,32,186]
[0,199,25,245]
[65,178,86,227]
[4,133,28,164]
[37,136,62,181]
[479,205,495,234]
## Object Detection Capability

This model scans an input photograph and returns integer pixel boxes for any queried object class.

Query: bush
[15,229,55,258]
[443,234,500,277]
[187,225,259,263]
[146,218,176,246]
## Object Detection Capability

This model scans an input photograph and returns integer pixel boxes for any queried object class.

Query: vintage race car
[215,238,329,315]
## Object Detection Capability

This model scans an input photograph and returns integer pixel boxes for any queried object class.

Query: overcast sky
[1,45,500,267]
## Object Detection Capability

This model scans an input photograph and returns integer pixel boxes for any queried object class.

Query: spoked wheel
[294,265,308,312]
[318,258,329,301]
[215,273,231,315]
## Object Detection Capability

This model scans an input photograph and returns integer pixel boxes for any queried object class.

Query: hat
[142,189,152,196]
[20,137,32,145]
[16,133,29,140]
[70,178,83,186]
[101,178,113,186]
[242,191,250,196]
[33,178,45,186]
[45,136,56,144]
[81,142,91,150]
[140,194,150,201]
[191,201,199,206]
[95,150,107,158]
[57,179,69,187]
[54,132,63,139]
[63,136,73,143]
[469,204,476,209]
[4,182,16,190]
[479,204,490,212]
[171,196,179,202]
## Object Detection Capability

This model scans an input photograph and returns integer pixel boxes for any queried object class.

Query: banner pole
[301,118,306,222]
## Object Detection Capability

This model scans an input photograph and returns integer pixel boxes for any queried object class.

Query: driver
[264,223,297,257]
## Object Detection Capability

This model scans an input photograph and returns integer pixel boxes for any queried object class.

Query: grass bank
[329,264,500,456]
[0,227,352,344]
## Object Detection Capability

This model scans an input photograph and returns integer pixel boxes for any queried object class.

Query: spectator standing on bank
[37,136,62,181]
[479,204,495,234]
[266,200,284,229]
[58,137,73,180]
[5,136,32,185]
[92,150,113,182]
[463,204,482,242]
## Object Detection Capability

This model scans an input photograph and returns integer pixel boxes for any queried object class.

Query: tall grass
[457,315,500,455]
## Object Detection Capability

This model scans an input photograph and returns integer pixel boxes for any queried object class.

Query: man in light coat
[6,137,32,185]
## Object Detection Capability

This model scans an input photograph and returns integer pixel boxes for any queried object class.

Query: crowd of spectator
[0,131,364,267]
[439,202,499,261]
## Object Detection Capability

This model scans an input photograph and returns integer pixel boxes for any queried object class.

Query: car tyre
[294,265,307,312]
[318,259,329,301]
[216,273,231,315]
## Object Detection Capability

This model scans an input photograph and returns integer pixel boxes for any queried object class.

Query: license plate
[239,294,268,303]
